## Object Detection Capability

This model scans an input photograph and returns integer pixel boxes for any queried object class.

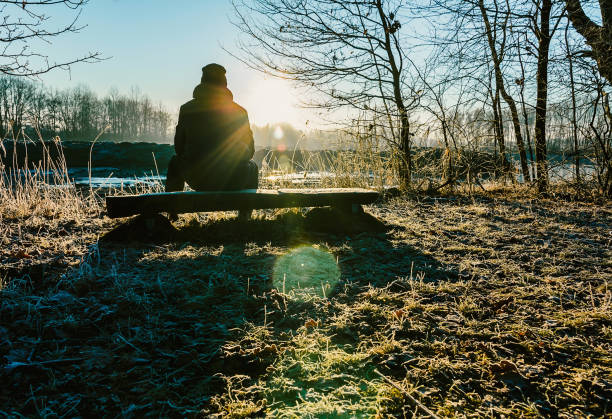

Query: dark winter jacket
[173,83,254,182]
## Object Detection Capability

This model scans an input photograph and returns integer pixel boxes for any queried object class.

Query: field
[1,176,610,418]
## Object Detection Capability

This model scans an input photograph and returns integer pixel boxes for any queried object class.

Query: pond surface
[4,162,596,191]
[70,170,345,188]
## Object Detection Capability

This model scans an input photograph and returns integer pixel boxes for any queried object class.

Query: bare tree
[479,0,532,182]
[566,0,612,83]
[427,0,533,182]
[0,0,101,76]
[0,75,174,142]
[231,0,611,194]
[231,0,423,187]
[582,71,612,195]
[564,19,581,181]
[530,0,566,192]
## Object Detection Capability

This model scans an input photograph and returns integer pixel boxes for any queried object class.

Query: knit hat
[201,63,227,86]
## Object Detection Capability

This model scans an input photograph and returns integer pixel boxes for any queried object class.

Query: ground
[0,192,610,417]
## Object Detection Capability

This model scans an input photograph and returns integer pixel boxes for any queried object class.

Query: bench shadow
[102,206,458,287]
[79,207,460,415]
[102,207,388,245]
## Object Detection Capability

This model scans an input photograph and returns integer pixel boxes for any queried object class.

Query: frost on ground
[0,195,610,417]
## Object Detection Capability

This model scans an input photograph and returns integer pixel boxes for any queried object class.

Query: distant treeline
[0,76,174,142]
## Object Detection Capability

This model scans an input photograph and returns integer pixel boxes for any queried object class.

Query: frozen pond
[3,162,597,190]
[73,175,165,188]
[71,170,347,188]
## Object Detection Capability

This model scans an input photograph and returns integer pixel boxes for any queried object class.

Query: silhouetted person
[166,64,258,198]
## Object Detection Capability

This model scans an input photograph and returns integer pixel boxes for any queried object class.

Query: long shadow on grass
[4,233,279,416]
[3,208,457,416]
[174,208,458,284]
[171,209,461,416]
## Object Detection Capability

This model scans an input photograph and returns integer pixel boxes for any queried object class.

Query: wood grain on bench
[106,188,380,218]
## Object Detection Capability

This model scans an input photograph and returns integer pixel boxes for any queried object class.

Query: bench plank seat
[105,188,380,218]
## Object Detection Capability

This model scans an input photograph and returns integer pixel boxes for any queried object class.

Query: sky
[38,0,315,128]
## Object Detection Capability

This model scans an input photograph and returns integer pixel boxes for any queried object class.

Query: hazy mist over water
[252,123,341,151]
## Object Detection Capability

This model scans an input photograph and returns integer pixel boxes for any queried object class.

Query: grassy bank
[1,174,610,417]
[0,140,610,417]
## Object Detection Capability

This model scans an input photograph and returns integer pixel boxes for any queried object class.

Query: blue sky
[39,0,312,127]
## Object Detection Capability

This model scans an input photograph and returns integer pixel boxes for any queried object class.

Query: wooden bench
[105,188,380,219]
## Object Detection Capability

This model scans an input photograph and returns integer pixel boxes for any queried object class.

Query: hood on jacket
[193,83,233,102]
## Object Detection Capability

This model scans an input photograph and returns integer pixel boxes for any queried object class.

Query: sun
[240,76,305,127]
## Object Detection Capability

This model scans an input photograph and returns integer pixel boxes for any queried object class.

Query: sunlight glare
[242,76,304,127]
[273,125,284,140]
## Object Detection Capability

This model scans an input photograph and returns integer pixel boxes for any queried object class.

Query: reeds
[0,132,93,221]
[258,128,397,190]
[0,129,173,225]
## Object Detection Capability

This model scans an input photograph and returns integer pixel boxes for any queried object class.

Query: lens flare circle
[273,125,284,140]
[273,246,340,299]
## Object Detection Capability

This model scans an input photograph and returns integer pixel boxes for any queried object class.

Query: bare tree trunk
[516,39,536,180]
[440,118,453,182]
[601,91,612,196]
[534,0,552,192]
[376,0,412,187]
[398,111,412,185]
[491,84,508,175]
[565,20,580,182]
[566,0,612,84]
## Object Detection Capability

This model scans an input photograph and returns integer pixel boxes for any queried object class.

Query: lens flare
[273,125,284,139]
[273,246,340,299]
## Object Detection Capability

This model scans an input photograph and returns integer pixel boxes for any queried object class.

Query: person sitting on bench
[165,63,258,218]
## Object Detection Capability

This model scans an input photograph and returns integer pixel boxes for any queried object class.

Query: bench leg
[334,204,364,214]
[143,213,169,233]
[238,209,253,221]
